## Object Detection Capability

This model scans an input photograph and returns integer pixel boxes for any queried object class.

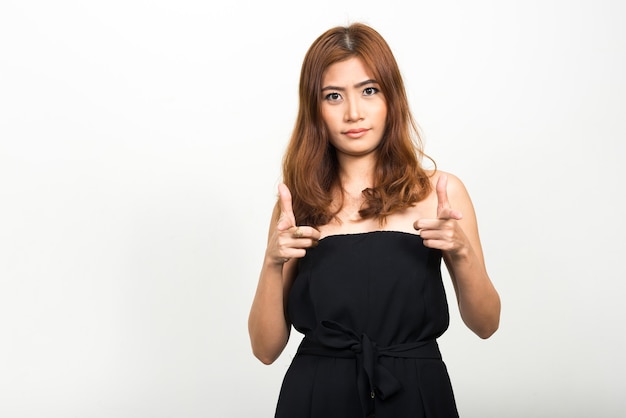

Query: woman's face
[320,57,387,158]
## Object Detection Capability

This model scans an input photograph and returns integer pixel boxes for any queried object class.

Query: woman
[248,22,500,418]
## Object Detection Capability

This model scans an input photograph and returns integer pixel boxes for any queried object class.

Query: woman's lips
[343,128,369,139]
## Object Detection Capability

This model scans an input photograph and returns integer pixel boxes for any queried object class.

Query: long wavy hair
[282,23,434,227]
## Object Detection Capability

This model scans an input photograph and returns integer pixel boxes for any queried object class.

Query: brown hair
[282,23,434,227]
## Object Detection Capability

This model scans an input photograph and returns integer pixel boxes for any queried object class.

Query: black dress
[275,231,459,418]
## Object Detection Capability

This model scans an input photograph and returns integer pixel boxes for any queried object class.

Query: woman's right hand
[250,182,319,364]
[267,183,320,266]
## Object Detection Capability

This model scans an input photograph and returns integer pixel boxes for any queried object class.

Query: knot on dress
[298,320,442,417]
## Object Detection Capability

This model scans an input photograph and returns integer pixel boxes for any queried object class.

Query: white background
[1,1,625,417]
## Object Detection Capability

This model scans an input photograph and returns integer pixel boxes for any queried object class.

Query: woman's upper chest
[317,194,438,239]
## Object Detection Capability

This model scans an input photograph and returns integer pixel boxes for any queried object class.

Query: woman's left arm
[414,172,501,338]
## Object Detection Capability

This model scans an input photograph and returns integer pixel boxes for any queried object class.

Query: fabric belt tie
[297,320,442,417]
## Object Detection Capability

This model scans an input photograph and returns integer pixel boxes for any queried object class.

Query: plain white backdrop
[1,0,625,417]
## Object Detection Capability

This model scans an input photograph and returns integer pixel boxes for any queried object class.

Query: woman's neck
[332,153,377,223]
[336,153,376,194]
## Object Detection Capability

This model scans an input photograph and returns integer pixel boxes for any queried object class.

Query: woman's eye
[363,87,379,96]
[325,92,341,101]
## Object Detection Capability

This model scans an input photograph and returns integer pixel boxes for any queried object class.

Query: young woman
[248,22,500,418]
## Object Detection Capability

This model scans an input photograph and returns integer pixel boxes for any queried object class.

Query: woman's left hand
[413,175,468,257]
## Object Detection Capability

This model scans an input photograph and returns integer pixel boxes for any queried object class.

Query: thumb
[277,183,296,231]
[436,175,462,220]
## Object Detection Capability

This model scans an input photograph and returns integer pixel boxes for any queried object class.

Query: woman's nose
[344,98,363,122]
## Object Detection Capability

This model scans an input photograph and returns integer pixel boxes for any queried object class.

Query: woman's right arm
[248,184,319,364]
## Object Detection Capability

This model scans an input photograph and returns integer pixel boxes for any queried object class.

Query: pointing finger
[436,175,450,218]
[277,183,296,231]
[436,175,463,220]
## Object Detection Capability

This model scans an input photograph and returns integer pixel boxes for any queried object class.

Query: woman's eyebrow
[321,79,379,91]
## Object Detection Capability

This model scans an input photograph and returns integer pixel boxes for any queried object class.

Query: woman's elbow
[472,312,500,339]
[475,322,499,339]
[470,295,501,339]
[249,331,287,365]
[463,309,500,339]
[252,346,280,365]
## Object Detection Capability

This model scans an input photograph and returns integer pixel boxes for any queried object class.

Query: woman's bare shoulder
[427,169,469,197]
